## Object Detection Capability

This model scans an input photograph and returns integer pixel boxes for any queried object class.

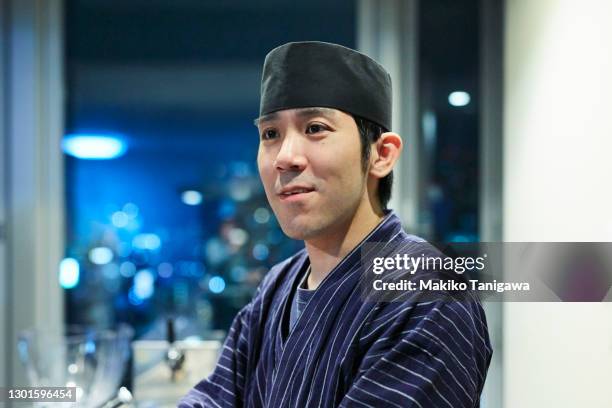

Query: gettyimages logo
[371,253,487,275]
[360,242,612,302]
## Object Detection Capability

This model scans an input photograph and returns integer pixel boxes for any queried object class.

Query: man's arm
[178,305,252,408]
[339,299,492,408]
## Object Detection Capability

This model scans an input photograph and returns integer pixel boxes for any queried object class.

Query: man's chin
[278,224,310,240]
[277,217,321,241]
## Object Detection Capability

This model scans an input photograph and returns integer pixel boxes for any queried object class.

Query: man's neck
[303,204,385,290]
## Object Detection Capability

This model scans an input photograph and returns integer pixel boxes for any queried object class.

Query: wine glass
[18,324,134,407]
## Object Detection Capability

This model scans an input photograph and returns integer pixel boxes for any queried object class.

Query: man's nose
[274,133,307,172]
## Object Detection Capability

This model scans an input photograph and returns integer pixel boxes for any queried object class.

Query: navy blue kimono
[179,212,492,407]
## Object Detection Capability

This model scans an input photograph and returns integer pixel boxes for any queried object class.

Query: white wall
[504,0,612,406]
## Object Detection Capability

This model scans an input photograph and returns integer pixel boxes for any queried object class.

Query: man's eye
[306,124,327,134]
[261,129,278,140]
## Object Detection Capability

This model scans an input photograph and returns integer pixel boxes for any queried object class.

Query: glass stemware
[18,325,134,408]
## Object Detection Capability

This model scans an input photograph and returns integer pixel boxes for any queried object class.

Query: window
[64,0,356,338]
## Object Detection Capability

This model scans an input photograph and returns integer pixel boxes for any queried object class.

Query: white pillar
[1,0,65,390]
[480,0,504,405]
[504,0,612,406]
[0,0,8,389]
[357,0,422,232]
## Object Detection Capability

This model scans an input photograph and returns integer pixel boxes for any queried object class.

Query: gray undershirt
[289,265,316,330]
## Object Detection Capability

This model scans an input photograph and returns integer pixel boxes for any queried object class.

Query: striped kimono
[179,212,492,407]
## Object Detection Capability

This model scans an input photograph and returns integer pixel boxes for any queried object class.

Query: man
[180,41,491,408]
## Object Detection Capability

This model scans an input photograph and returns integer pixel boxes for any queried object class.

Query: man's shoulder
[364,228,444,267]
[395,231,444,256]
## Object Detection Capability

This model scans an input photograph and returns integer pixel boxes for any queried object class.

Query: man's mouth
[277,186,315,199]
[280,189,312,196]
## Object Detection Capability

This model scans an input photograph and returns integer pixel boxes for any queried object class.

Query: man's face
[256,107,368,241]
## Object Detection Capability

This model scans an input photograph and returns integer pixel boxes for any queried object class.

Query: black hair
[353,115,393,210]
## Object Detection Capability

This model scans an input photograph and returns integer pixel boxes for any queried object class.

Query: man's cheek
[260,180,276,205]
[259,172,274,192]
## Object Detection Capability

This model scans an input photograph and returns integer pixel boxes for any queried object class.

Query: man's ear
[369,132,403,178]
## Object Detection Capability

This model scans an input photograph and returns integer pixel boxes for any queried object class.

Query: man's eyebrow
[295,107,338,120]
[253,108,338,127]
[253,112,278,127]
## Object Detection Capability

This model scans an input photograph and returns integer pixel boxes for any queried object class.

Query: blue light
[119,261,136,278]
[230,161,250,177]
[208,276,226,294]
[84,340,96,354]
[205,238,228,265]
[62,134,127,159]
[181,190,203,206]
[111,211,129,228]
[132,233,161,251]
[134,269,155,299]
[122,203,139,218]
[157,262,173,278]
[252,243,269,261]
[448,91,471,107]
[59,258,80,289]
[89,246,114,265]
[253,207,271,224]
[128,288,144,305]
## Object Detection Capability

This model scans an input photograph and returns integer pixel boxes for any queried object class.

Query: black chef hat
[259,41,392,131]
